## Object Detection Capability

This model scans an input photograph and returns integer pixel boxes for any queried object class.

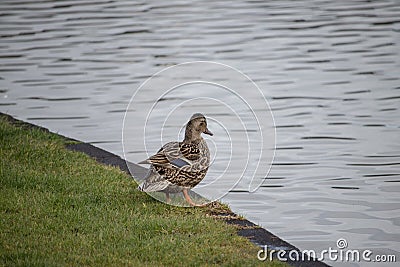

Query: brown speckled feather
[143,141,201,166]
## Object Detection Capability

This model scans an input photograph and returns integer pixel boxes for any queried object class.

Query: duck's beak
[204,128,213,136]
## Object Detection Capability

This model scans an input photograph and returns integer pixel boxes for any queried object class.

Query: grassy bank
[0,115,285,266]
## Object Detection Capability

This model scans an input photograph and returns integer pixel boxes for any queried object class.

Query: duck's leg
[182,188,197,206]
[165,192,171,203]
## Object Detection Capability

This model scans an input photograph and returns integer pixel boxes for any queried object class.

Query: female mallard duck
[138,113,213,206]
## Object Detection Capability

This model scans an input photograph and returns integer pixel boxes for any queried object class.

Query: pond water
[1,0,399,265]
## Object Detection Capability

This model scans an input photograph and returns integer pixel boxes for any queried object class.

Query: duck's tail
[138,180,169,192]
[137,167,170,192]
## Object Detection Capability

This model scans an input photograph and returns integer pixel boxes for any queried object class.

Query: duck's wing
[138,144,169,165]
[138,142,200,167]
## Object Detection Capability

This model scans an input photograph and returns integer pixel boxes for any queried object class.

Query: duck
[138,113,213,206]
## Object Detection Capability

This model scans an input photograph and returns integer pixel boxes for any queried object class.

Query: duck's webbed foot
[182,188,205,207]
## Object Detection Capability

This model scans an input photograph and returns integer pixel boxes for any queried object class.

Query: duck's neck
[183,127,201,144]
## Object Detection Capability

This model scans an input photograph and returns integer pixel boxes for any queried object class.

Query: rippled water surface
[1,0,399,265]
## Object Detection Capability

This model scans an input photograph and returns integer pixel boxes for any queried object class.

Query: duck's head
[184,113,213,141]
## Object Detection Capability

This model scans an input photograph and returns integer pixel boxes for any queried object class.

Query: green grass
[0,116,286,266]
